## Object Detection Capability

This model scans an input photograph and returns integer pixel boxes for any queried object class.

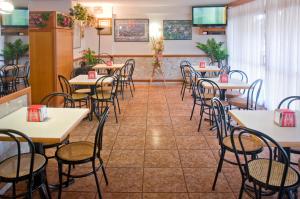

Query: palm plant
[13,39,29,64]
[196,38,228,67]
[2,39,29,65]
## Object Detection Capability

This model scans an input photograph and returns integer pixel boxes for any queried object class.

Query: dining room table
[0,107,89,189]
[93,63,124,75]
[192,65,220,77]
[200,77,251,100]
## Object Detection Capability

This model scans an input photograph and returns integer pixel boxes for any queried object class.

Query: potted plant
[69,3,96,27]
[2,39,29,65]
[196,38,228,68]
[81,48,97,67]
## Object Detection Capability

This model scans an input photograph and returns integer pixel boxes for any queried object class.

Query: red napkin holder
[199,61,206,68]
[219,74,229,83]
[274,109,296,127]
[88,71,97,79]
[106,61,113,66]
[27,105,47,122]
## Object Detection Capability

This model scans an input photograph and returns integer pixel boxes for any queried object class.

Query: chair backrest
[0,129,35,181]
[24,61,30,78]
[211,97,229,145]
[180,60,191,79]
[246,79,263,110]
[40,92,75,108]
[277,96,300,110]
[2,65,19,78]
[230,126,291,188]
[93,106,109,157]
[94,75,117,100]
[125,59,135,78]
[58,75,73,95]
[189,67,202,97]
[70,67,90,78]
[229,70,248,94]
[196,78,221,104]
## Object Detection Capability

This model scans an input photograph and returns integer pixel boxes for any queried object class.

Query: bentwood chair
[228,79,263,110]
[276,96,300,165]
[58,75,89,108]
[40,92,75,160]
[56,107,109,199]
[211,98,263,191]
[119,60,135,99]
[0,65,19,94]
[91,75,120,123]
[196,79,229,131]
[0,129,50,199]
[70,67,92,94]
[17,61,30,87]
[180,60,192,100]
[226,70,248,99]
[230,126,300,199]
[189,67,203,120]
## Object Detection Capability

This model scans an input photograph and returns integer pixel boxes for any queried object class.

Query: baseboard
[134,79,182,82]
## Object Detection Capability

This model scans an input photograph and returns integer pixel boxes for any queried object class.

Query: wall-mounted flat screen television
[1,8,29,27]
[192,6,227,26]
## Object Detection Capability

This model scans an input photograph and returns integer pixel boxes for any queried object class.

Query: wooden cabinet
[29,11,73,104]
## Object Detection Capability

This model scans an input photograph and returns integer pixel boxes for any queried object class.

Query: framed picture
[98,18,112,35]
[114,19,149,42]
[73,20,81,49]
[163,20,192,40]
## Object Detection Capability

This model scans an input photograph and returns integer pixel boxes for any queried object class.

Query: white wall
[29,0,71,12]
[80,5,226,57]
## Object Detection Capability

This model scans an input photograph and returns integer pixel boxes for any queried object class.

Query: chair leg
[115,95,121,114]
[113,101,118,123]
[58,162,63,199]
[100,158,109,185]
[180,82,185,95]
[130,79,135,91]
[190,99,196,120]
[198,106,204,132]
[66,164,71,187]
[43,170,52,199]
[92,161,103,199]
[238,181,244,199]
[128,81,134,97]
[12,182,16,198]
[212,149,225,190]
[181,85,186,101]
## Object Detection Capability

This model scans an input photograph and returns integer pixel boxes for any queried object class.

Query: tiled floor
[19,84,289,198]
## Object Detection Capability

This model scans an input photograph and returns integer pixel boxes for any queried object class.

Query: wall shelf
[199,27,226,35]
[1,27,28,36]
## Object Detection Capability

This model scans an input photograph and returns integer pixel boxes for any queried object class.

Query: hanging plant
[57,13,74,28]
[69,3,96,27]
[29,12,50,28]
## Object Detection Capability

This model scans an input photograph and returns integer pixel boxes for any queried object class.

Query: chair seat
[91,91,113,100]
[228,97,248,109]
[0,153,46,179]
[56,141,94,162]
[75,88,91,94]
[226,90,242,98]
[205,99,229,107]
[248,159,299,187]
[72,93,89,100]
[223,135,263,153]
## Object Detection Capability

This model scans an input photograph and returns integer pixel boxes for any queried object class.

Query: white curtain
[265,0,300,109]
[227,0,300,109]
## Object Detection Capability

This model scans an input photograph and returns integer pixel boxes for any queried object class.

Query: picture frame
[163,20,192,40]
[114,19,149,42]
[73,20,81,49]
[98,18,112,35]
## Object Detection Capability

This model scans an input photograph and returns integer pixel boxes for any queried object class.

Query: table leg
[201,72,206,77]
[220,89,226,101]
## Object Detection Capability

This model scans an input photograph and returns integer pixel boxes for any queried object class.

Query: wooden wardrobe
[29,11,73,104]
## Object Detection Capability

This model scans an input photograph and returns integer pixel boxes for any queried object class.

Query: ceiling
[77,0,233,7]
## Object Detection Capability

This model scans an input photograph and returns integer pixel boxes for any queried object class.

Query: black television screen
[193,6,227,26]
[1,8,29,27]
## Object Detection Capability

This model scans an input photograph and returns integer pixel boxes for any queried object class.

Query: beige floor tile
[144,150,180,168]
[107,150,144,167]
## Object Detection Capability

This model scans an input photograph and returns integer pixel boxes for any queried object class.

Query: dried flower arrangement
[150,36,166,83]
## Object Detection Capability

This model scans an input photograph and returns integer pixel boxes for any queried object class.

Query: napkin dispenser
[219,74,229,83]
[88,71,97,79]
[27,105,48,122]
[199,61,206,68]
[274,109,296,127]
[106,61,113,66]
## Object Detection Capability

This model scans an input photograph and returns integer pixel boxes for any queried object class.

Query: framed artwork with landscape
[114,19,149,42]
[163,20,192,40]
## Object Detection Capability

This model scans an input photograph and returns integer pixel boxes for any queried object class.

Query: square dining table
[200,77,251,100]
[93,63,124,75]
[0,107,89,145]
[229,110,300,147]
[69,74,113,86]
[192,65,221,76]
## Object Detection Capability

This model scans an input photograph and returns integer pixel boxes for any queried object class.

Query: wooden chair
[0,129,50,199]
[58,75,89,108]
[226,70,248,99]
[228,79,263,110]
[91,75,120,123]
[56,107,109,199]
[180,60,192,100]
[277,96,300,165]
[230,126,300,199]
[211,97,263,191]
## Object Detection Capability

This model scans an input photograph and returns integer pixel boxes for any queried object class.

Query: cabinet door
[55,29,73,92]
[29,31,54,104]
